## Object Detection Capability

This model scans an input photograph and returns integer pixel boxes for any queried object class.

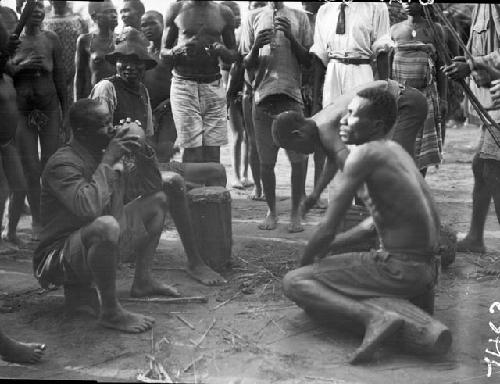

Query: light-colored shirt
[239,5,313,105]
[310,2,393,67]
[90,78,154,137]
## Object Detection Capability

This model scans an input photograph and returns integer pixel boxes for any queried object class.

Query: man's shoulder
[348,140,396,164]
[42,29,60,43]
[165,1,184,22]
[44,145,82,172]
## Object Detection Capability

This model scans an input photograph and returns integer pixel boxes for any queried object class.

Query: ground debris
[137,354,174,383]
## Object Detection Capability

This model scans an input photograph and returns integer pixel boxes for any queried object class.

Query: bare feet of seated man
[258,211,278,230]
[456,236,486,253]
[130,276,181,298]
[0,337,46,364]
[99,304,155,333]
[187,262,227,286]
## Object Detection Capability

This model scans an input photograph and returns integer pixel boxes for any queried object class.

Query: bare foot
[349,312,404,365]
[99,305,155,333]
[187,263,227,286]
[258,212,277,230]
[457,237,486,253]
[0,338,46,364]
[231,179,245,190]
[3,233,26,249]
[131,278,180,298]
[248,188,265,201]
[313,199,328,210]
[288,214,304,233]
[64,285,100,317]
[241,178,254,188]
[31,224,41,242]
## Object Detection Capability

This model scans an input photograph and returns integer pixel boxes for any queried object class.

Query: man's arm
[160,2,181,65]
[327,216,376,254]
[301,147,373,266]
[274,15,311,67]
[311,55,325,114]
[74,34,90,100]
[215,5,238,64]
[372,4,393,81]
[434,24,448,115]
[46,161,117,219]
[49,31,68,117]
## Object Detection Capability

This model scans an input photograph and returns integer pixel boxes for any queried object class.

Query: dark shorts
[299,250,437,299]
[473,154,500,188]
[35,199,149,287]
[252,95,306,165]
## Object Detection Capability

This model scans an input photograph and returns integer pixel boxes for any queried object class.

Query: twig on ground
[183,354,206,372]
[176,314,196,330]
[258,282,270,297]
[121,296,208,304]
[151,328,154,354]
[212,292,240,311]
[304,376,339,382]
[271,318,286,334]
[193,318,216,348]
[235,305,296,315]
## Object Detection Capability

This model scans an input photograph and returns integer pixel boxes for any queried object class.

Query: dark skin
[120,1,144,29]
[74,1,117,100]
[161,0,238,163]
[244,2,311,70]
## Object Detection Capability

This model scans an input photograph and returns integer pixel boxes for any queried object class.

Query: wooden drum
[187,187,232,272]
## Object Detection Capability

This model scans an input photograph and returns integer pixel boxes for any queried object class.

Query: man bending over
[274,88,440,363]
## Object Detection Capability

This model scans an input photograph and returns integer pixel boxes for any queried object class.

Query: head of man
[106,33,156,85]
[141,10,163,43]
[70,99,114,151]
[220,1,241,28]
[120,0,145,29]
[0,5,17,33]
[402,2,424,17]
[272,111,318,154]
[249,1,266,10]
[49,0,67,16]
[27,1,45,28]
[88,0,118,31]
[339,88,397,145]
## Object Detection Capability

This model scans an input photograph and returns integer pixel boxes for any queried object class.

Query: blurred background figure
[44,0,87,105]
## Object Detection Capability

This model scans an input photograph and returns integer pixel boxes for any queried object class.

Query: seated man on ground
[274,88,440,363]
[89,36,225,285]
[288,80,428,216]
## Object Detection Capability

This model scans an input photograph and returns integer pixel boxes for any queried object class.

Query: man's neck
[269,2,284,11]
[407,15,423,24]
[24,25,40,35]
[97,26,114,38]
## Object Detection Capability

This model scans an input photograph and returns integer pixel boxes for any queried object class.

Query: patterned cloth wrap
[393,41,443,169]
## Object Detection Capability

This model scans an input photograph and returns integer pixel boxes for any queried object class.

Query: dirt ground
[1,123,500,383]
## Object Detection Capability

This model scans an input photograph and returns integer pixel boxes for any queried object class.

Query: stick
[121,296,208,304]
[176,314,195,330]
[211,292,240,311]
[13,0,36,37]
[193,318,216,348]
[304,376,340,383]
[183,354,206,372]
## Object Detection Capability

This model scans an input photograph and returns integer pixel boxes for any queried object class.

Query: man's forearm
[216,44,238,65]
[376,51,389,80]
[301,223,334,266]
[289,35,311,67]
[310,158,337,201]
[243,46,259,70]
[328,219,376,254]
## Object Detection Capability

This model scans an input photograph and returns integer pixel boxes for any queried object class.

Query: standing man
[240,1,313,233]
[74,0,118,100]
[161,0,238,164]
[444,4,500,253]
[117,0,148,46]
[311,2,393,109]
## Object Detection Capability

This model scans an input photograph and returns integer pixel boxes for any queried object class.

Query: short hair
[220,1,240,15]
[88,0,114,17]
[123,0,145,16]
[355,88,397,134]
[143,10,163,25]
[69,98,106,135]
[271,111,308,148]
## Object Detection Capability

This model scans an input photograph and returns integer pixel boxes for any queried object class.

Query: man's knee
[210,163,227,187]
[88,216,120,244]
[162,172,185,192]
[283,268,312,301]
[149,191,168,208]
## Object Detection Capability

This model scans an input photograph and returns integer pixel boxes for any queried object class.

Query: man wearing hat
[90,36,227,286]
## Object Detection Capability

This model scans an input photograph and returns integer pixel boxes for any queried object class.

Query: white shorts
[170,76,228,148]
[323,62,374,107]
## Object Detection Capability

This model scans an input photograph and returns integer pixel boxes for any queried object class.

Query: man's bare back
[346,140,440,253]
[163,1,236,78]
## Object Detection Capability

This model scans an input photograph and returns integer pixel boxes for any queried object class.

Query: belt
[173,74,221,84]
[329,57,371,65]
[373,249,434,264]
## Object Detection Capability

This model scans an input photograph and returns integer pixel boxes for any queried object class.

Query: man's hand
[299,194,318,219]
[18,54,45,71]
[443,56,471,80]
[102,127,141,166]
[274,16,292,40]
[490,79,500,109]
[253,29,273,50]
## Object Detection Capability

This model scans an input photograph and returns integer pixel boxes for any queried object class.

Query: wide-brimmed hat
[105,29,157,70]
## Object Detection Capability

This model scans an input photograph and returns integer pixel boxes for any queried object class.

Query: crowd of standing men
[0,0,499,368]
